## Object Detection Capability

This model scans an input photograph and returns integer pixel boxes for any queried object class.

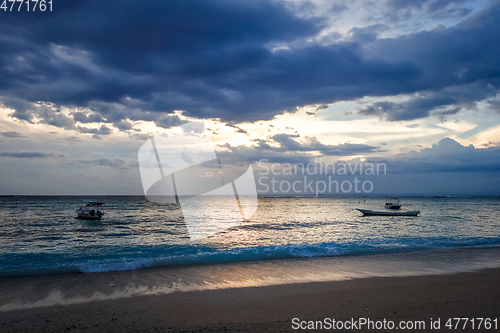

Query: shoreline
[1,246,500,311]
[3,243,500,278]
[0,267,499,332]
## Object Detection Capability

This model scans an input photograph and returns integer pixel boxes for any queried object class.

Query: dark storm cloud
[0,0,321,122]
[0,0,499,124]
[358,2,500,120]
[0,151,66,158]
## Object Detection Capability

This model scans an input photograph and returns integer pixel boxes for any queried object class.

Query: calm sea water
[0,196,499,277]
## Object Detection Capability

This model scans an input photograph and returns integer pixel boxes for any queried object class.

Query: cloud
[154,114,186,129]
[71,111,106,123]
[386,0,472,20]
[0,0,499,125]
[1,131,24,138]
[488,96,500,113]
[130,133,151,141]
[356,91,465,121]
[367,138,500,173]
[181,121,206,133]
[74,157,137,168]
[76,125,112,136]
[270,133,381,155]
[229,136,500,176]
[0,151,66,158]
[221,133,382,164]
[226,123,248,134]
[2,97,79,130]
[356,3,500,120]
[34,108,75,129]
[0,0,319,122]
[112,120,134,131]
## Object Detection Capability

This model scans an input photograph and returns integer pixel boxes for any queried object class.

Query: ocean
[1,195,499,278]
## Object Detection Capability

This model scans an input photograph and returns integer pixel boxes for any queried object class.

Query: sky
[0,0,499,196]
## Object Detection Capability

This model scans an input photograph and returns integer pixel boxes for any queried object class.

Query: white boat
[75,201,105,219]
[385,198,401,209]
[357,208,420,216]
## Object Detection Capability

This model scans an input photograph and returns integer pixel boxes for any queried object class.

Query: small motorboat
[75,201,105,219]
[357,208,420,216]
[385,198,401,209]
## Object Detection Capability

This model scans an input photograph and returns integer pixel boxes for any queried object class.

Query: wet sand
[1,248,499,332]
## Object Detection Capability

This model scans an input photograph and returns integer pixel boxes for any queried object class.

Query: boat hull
[75,209,104,220]
[75,213,103,220]
[357,209,420,216]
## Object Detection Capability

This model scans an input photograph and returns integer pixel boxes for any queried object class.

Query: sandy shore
[1,266,499,332]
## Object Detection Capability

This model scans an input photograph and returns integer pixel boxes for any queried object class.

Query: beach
[1,248,499,332]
